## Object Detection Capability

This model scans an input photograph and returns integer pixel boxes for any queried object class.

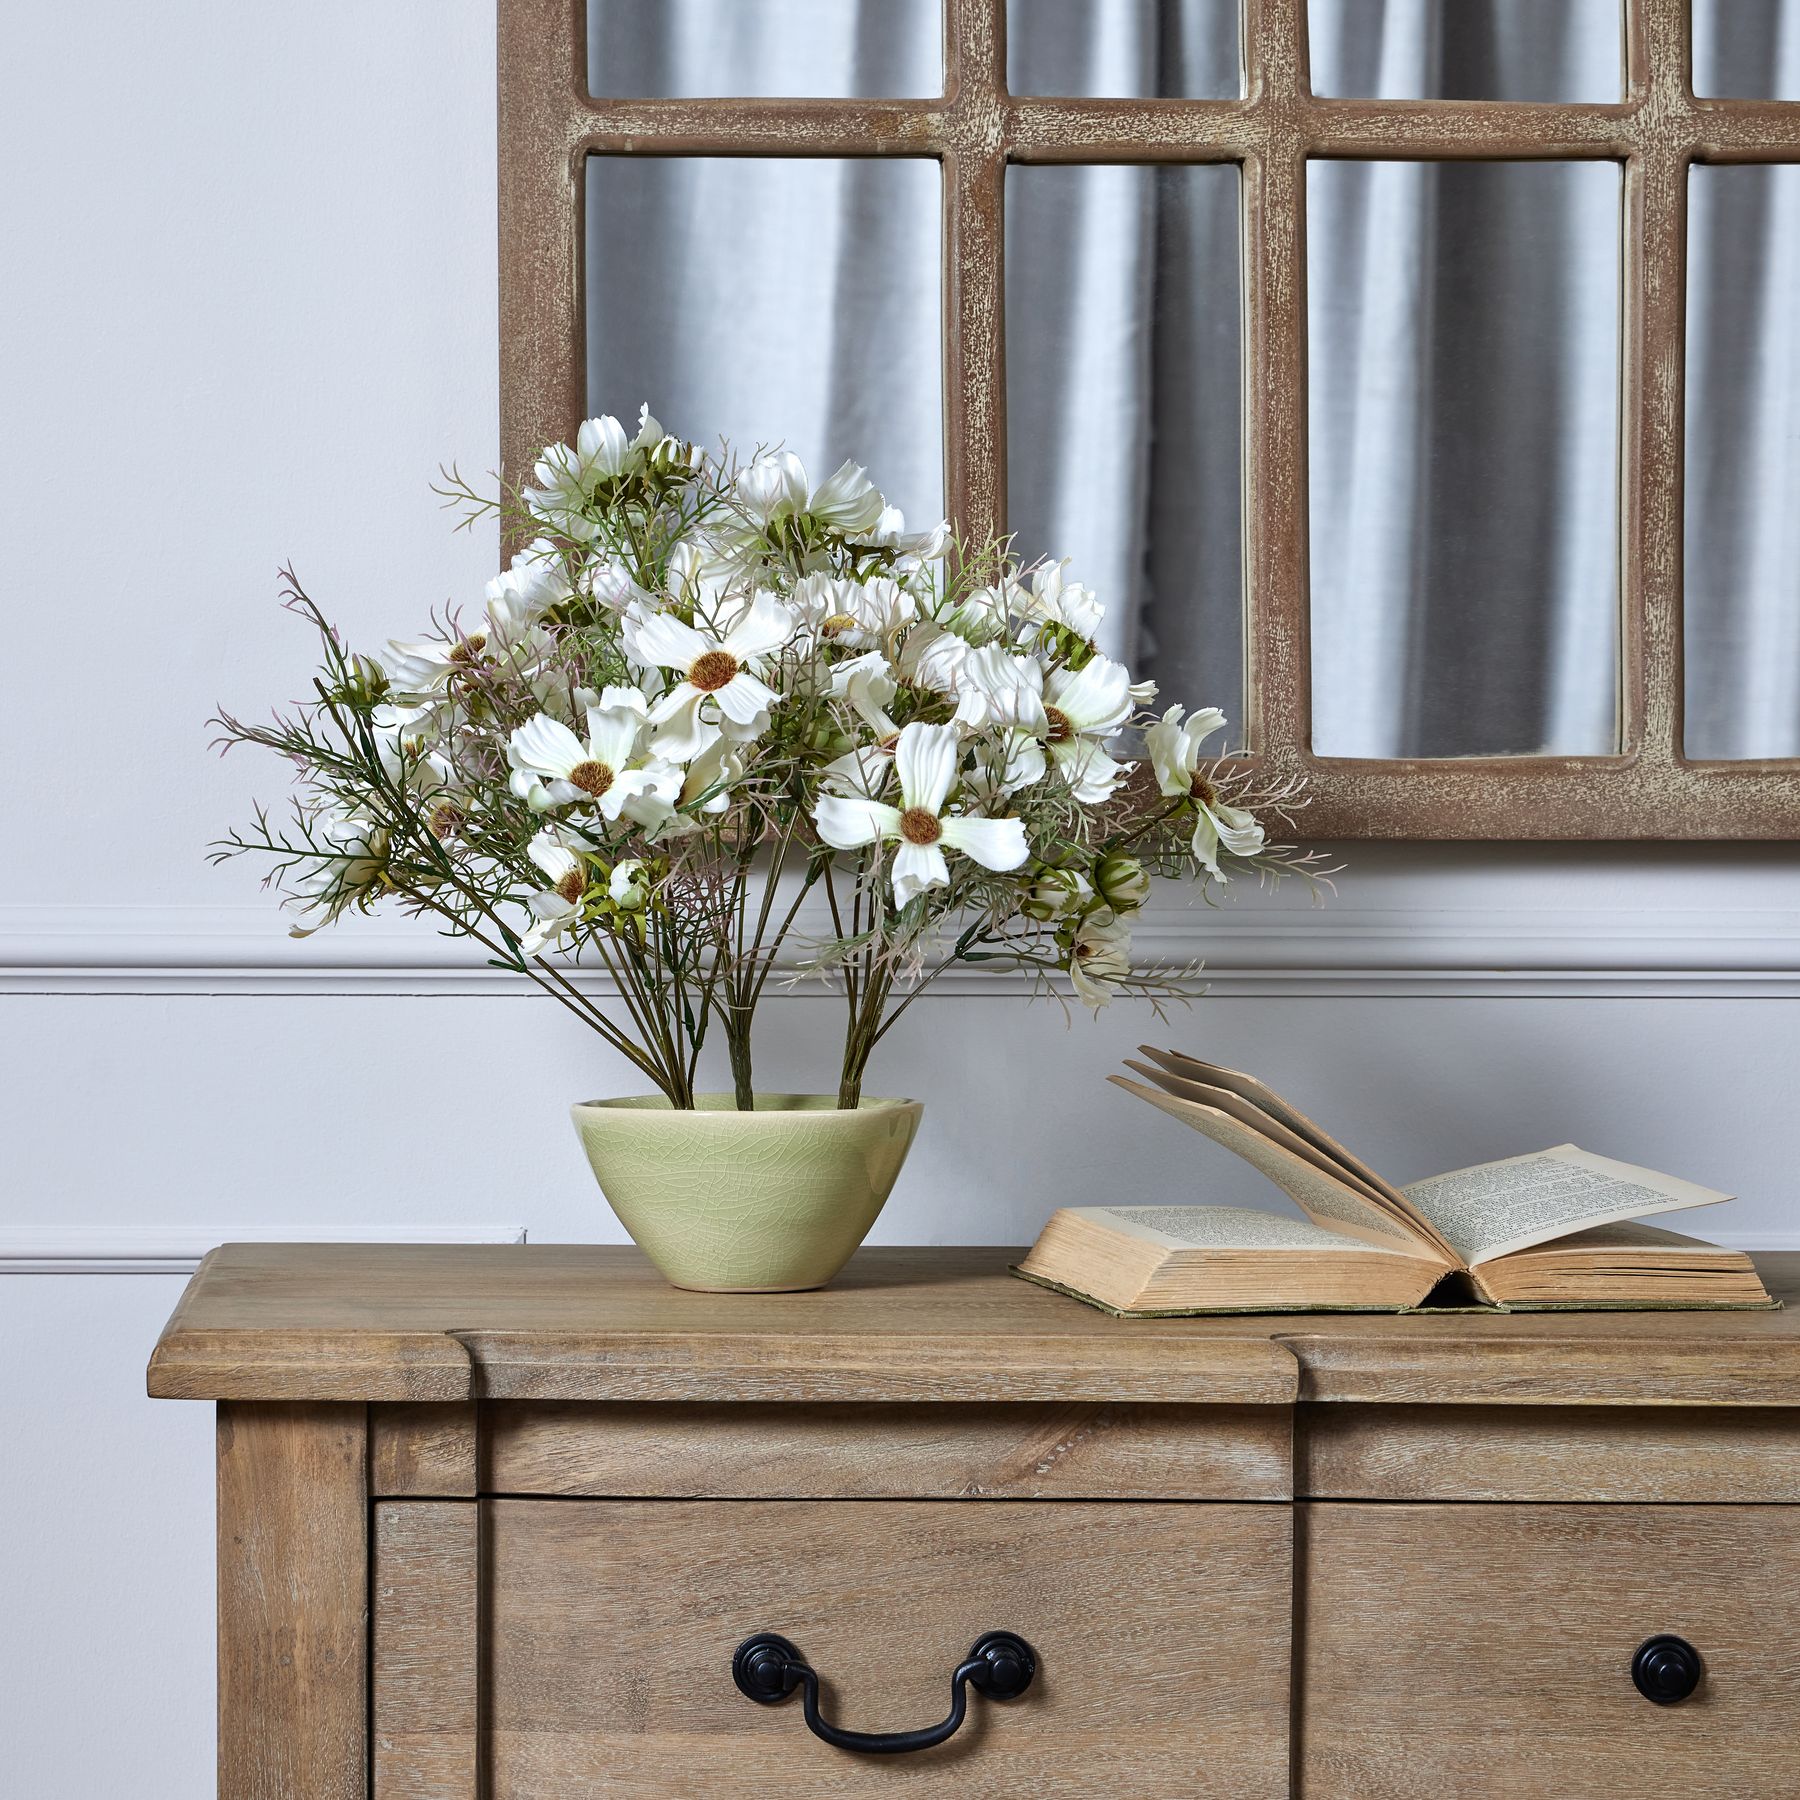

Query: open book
[1016,1047,1774,1314]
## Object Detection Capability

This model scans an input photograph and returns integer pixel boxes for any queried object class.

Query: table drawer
[1300,1502,1800,1798]
[483,1497,1291,1796]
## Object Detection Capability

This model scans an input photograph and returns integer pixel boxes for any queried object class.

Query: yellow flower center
[568,760,615,798]
[427,802,464,840]
[899,807,942,846]
[1043,705,1074,745]
[688,649,740,692]
[820,613,858,638]
[1190,770,1216,806]
[448,633,487,663]
[555,870,583,903]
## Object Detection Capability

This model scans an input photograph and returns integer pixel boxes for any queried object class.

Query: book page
[1066,1205,1420,1255]
[1137,1047,1413,1209]
[1109,1077,1447,1260]
[1122,1059,1439,1241]
[1402,1145,1733,1266]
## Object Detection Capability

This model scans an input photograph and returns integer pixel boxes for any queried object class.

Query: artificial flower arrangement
[213,408,1325,1115]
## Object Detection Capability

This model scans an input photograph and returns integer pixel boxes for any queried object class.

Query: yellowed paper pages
[1058,1204,1423,1254]
[1108,1076,1447,1260]
[1403,1145,1734,1266]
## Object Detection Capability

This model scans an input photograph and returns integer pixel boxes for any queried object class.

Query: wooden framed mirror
[498,0,1800,838]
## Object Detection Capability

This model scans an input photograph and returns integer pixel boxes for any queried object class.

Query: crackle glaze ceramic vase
[569,1093,923,1292]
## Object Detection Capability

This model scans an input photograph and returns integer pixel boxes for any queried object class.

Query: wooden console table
[149,1243,1800,1797]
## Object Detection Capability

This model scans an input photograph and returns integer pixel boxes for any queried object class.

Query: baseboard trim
[1,1224,528,1274]
[6,903,1800,998]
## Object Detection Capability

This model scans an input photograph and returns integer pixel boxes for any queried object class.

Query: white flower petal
[937,813,1029,873]
[813,795,902,850]
[625,609,710,672]
[893,721,961,816]
[891,841,950,905]
[722,591,796,662]
[509,713,587,780]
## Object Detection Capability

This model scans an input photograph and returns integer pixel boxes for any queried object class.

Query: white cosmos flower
[379,629,487,701]
[286,808,390,938]
[861,506,951,558]
[518,827,589,954]
[735,452,888,537]
[812,721,1029,906]
[829,652,901,740]
[896,621,973,698]
[626,591,795,759]
[523,406,676,538]
[790,573,915,650]
[484,545,570,640]
[953,646,1050,794]
[1018,560,1105,641]
[1068,909,1133,1010]
[1144,704,1264,877]
[1041,655,1134,803]
[506,689,674,823]
[579,553,657,616]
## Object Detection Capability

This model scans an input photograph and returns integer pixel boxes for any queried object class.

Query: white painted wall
[3,5,1798,1795]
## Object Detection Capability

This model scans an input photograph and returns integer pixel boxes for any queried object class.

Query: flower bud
[608,860,649,912]
[1020,864,1093,923]
[1094,852,1151,912]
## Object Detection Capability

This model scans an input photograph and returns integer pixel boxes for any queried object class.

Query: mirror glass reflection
[1308,0,1622,102]
[1692,0,1800,100]
[1685,163,1800,759]
[1007,0,1239,99]
[1006,163,1244,726]
[588,0,941,99]
[1308,160,1622,759]
[585,157,943,533]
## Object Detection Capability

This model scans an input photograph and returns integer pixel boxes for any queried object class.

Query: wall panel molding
[1,1225,528,1275]
[5,903,1800,999]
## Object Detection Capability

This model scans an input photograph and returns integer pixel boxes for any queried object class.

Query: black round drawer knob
[1632,1634,1703,1705]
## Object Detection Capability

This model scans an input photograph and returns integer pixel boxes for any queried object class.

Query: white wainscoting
[7,899,1800,998]
[0,1224,527,1275]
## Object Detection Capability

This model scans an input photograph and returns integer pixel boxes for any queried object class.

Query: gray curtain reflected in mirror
[1692,0,1800,99]
[1006,163,1243,725]
[588,0,940,98]
[1006,0,1239,98]
[1309,0,1622,101]
[1307,157,1622,760]
[585,155,944,537]
[583,0,1799,770]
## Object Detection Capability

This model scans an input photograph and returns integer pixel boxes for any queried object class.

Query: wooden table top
[147,1244,1800,1408]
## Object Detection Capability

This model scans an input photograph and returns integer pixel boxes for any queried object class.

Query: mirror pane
[1005,163,1244,727]
[1309,0,1622,102]
[1693,0,1800,100]
[588,0,941,100]
[1685,164,1800,759]
[1007,0,1239,99]
[1307,160,1621,759]
[585,157,943,532]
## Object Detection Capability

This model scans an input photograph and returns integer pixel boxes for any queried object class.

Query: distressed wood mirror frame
[498,0,1800,839]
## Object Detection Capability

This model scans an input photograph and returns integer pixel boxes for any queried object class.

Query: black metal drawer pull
[1633,1634,1703,1705]
[732,1630,1037,1754]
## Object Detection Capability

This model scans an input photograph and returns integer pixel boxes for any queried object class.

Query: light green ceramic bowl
[569,1093,923,1292]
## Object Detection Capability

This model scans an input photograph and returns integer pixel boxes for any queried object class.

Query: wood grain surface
[485,1497,1292,1796]
[372,1403,479,1498]
[147,1244,1800,1407]
[1299,1501,1800,1797]
[1300,1403,1800,1502]
[373,1501,479,1799]
[216,1403,367,1799]
[483,1400,1292,1500]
